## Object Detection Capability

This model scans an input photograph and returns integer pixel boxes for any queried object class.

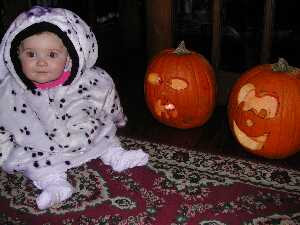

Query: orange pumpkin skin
[228,59,300,159]
[144,42,216,129]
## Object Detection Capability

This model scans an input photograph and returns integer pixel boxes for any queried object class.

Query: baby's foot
[112,149,149,172]
[101,148,149,172]
[36,181,73,210]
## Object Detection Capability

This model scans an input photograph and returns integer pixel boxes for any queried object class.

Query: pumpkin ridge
[282,79,299,157]
[188,56,202,118]
[183,55,198,120]
[189,54,214,120]
[146,52,166,115]
[158,50,177,123]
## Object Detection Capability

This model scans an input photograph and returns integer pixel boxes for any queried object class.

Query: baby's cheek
[53,63,66,74]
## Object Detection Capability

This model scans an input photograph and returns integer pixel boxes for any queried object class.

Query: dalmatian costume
[0,6,148,209]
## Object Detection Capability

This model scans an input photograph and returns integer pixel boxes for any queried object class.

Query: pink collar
[34,71,71,90]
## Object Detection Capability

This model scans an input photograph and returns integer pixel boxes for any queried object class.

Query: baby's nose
[37,57,48,66]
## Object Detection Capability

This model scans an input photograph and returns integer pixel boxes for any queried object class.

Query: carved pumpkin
[228,58,300,159]
[144,41,216,129]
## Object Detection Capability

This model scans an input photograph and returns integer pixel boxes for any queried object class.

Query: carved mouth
[164,103,175,110]
[233,120,268,151]
[154,99,178,119]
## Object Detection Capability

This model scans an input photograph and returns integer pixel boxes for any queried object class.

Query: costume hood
[0,5,98,89]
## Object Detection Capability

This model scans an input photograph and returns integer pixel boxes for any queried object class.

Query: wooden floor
[107,53,300,173]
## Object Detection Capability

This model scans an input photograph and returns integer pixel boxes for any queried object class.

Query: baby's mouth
[36,71,49,76]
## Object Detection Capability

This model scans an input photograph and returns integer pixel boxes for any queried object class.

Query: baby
[0,6,148,210]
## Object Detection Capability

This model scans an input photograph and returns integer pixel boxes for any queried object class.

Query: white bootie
[36,181,73,210]
[33,173,74,210]
[101,147,149,172]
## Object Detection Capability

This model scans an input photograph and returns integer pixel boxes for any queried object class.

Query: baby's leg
[32,173,74,210]
[100,147,149,172]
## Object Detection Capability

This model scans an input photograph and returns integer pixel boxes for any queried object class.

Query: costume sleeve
[62,99,118,149]
[0,128,15,167]
[102,85,127,127]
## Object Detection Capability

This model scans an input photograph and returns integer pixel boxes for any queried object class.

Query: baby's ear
[17,42,24,56]
[64,57,72,72]
[17,47,21,57]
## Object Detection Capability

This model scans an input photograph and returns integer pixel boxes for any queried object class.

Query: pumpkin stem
[173,41,191,55]
[272,58,295,72]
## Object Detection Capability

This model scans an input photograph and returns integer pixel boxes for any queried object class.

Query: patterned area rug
[0,136,300,225]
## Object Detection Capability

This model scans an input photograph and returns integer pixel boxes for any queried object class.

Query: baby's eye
[25,51,36,58]
[49,51,59,58]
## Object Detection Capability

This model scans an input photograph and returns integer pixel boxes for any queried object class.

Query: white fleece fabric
[0,5,149,204]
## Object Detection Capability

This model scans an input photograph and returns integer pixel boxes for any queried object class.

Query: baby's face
[18,32,69,84]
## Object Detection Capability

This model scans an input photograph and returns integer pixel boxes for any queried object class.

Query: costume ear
[0,9,26,84]
[0,33,11,82]
[63,8,98,68]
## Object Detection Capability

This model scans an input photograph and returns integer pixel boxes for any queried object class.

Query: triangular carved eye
[168,78,188,90]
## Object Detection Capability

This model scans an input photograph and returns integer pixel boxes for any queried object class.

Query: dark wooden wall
[1,0,299,106]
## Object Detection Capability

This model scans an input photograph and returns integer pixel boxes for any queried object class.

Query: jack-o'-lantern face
[144,42,216,129]
[147,72,189,120]
[232,83,279,151]
[228,59,300,159]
